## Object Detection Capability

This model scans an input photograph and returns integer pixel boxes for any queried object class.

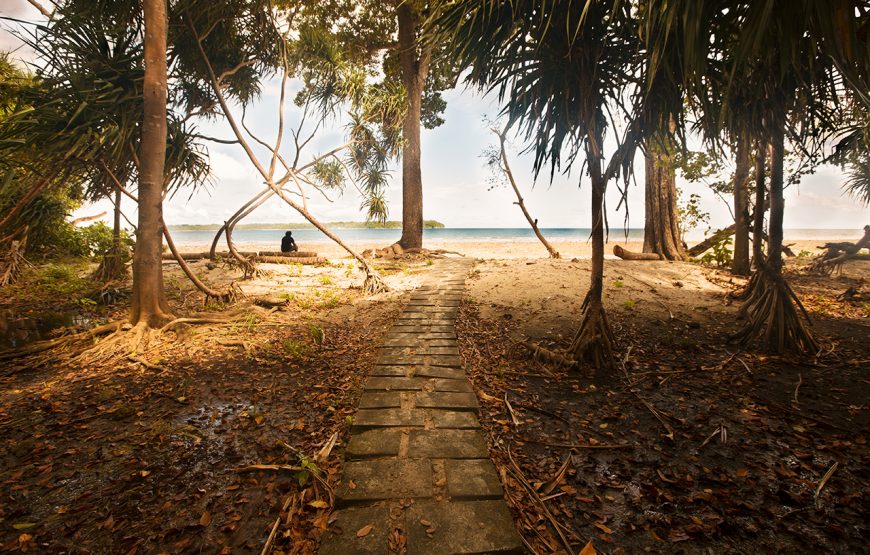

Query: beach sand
[174,236,849,261]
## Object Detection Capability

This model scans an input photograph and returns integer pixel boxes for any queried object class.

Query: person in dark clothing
[281,231,298,253]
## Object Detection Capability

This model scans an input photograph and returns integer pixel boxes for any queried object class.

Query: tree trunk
[642,144,684,260]
[131,0,173,327]
[768,131,785,273]
[396,3,426,250]
[752,141,767,266]
[732,134,751,275]
[112,187,122,252]
[731,125,816,354]
[569,124,614,369]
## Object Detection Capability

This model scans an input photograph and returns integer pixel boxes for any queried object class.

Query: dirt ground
[457,257,868,554]
[0,258,421,553]
[0,252,867,553]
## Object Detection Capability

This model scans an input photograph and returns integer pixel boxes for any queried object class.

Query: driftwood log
[687,225,795,258]
[162,250,319,261]
[255,255,327,265]
[613,245,662,261]
[810,225,870,275]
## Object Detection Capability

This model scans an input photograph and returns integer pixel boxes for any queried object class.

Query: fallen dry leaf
[356,523,374,538]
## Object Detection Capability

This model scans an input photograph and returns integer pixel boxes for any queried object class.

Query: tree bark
[768,129,785,273]
[752,141,767,266]
[732,133,751,275]
[131,0,173,326]
[642,144,684,260]
[569,123,615,368]
[396,3,426,250]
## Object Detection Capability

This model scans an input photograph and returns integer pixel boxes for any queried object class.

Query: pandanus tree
[643,0,869,354]
[436,0,644,368]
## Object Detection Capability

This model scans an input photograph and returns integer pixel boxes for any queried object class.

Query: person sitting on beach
[281,231,298,253]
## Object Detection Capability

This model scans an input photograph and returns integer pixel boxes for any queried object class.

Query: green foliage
[282,338,310,360]
[677,190,710,236]
[697,236,733,269]
[308,323,325,346]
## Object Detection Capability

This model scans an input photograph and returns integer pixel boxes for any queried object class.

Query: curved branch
[163,224,236,302]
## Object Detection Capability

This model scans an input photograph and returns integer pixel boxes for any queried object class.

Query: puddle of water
[0,309,90,350]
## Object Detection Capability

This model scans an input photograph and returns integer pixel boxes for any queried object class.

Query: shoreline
[169,236,851,260]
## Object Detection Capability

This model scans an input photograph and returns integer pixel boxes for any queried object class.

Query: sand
[174,237,847,261]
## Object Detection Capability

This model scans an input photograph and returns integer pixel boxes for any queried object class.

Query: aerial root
[569,296,616,370]
[729,268,818,354]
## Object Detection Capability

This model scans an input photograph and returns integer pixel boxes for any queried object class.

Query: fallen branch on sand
[613,244,662,260]
[809,225,870,275]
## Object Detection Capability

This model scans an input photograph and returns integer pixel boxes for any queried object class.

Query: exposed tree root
[363,271,390,295]
[730,267,818,354]
[569,296,616,370]
[0,321,123,363]
[0,236,30,287]
[364,243,465,260]
[521,340,577,368]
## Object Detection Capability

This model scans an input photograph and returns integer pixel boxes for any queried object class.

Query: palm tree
[643,0,868,354]
[436,0,642,368]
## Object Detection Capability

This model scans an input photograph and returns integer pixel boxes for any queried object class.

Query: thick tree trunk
[131,0,173,326]
[396,3,426,250]
[732,134,751,275]
[752,141,767,266]
[642,144,684,260]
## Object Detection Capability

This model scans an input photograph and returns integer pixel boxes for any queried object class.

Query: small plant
[279,291,295,301]
[282,338,310,360]
[345,415,354,427]
[797,250,814,259]
[308,323,325,346]
[320,294,340,309]
[425,258,434,266]
[611,279,624,288]
[295,455,321,486]
[623,299,636,309]
[319,275,333,285]
[696,235,733,268]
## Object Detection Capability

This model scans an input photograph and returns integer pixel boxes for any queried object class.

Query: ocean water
[169,227,859,247]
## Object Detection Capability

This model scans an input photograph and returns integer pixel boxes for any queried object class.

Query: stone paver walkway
[319,259,522,554]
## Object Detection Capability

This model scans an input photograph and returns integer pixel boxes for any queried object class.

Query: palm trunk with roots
[130,0,173,328]
[731,127,817,354]
[569,130,615,369]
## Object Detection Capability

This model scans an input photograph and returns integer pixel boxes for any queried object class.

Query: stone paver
[319,259,521,555]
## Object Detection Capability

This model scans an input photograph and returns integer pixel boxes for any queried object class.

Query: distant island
[168,220,445,231]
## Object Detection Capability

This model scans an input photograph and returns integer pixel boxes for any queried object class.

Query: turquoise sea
[169,227,859,247]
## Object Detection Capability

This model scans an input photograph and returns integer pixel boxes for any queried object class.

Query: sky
[2,0,867,233]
